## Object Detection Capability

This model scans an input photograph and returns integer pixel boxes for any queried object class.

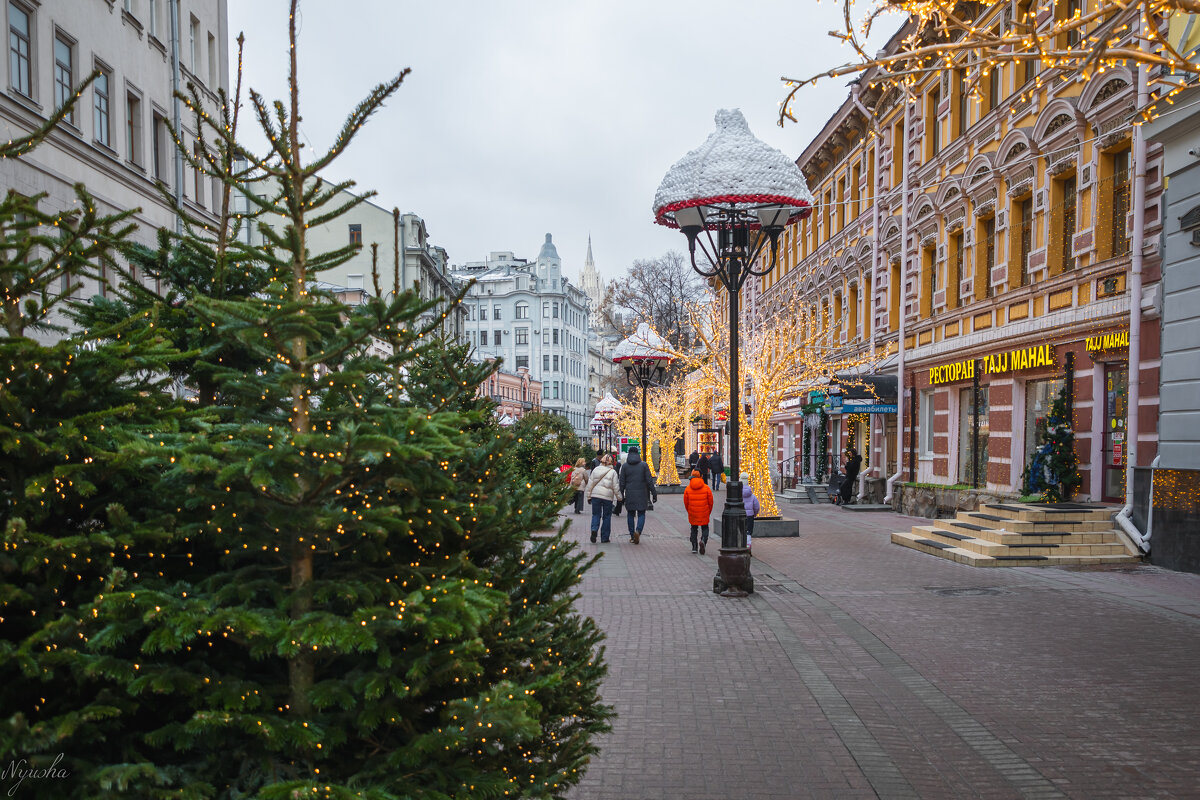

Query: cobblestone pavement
[561,493,1200,800]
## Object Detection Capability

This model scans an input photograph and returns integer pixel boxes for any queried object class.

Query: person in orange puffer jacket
[682,469,715,554]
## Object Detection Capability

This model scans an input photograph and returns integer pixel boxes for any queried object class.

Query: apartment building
[1,0,228,327]
[759,4,1162,507]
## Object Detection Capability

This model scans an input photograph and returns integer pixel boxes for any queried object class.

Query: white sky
[228,1,900,283]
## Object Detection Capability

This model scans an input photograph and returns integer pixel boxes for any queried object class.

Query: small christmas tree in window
[1022,384,1081,502]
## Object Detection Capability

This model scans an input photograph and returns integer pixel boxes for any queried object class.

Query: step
[960,512,1114,533]
[936,519,1124,546]
[982,503,1115,523]
[841,503,894,512]
[893,530,1142,568]
[914,525,1100,558]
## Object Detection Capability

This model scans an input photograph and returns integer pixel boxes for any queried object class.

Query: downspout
[886,94,913,504]
[169,0,184,230]
[1116,28,1150,552]
[853,82,883,499]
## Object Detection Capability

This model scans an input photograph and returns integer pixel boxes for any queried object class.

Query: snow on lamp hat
[652,109,814,229]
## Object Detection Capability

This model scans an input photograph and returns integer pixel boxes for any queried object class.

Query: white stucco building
[1,0,229,332]
[452,234,592,437]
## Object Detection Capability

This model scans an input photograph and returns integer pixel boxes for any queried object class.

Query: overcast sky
[228,1,899,284]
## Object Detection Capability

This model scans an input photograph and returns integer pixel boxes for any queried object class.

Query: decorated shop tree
[1022,384,1081,502]
[677,281,872,517]
[5,3,610,796]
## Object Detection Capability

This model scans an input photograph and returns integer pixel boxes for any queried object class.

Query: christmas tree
[2,6,611,796]
[1022,384,1081,502]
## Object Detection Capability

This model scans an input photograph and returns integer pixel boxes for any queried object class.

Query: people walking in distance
[840,447,863,506]
[585,453,619,543]
[619,446,658,545]
[689,449,700,471]
[570,457,589,514]
[708,450,725,492]
[683,469,715,554]
[697,451,711,486]
[741,472,760,557]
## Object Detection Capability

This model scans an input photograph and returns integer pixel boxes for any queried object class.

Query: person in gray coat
[619,446,657,545]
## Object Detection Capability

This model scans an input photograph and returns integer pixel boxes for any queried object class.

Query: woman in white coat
[585,453,620,543]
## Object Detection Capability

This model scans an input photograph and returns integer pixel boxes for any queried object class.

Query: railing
[777,450,833,494]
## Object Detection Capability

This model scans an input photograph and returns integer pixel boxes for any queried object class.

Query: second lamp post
[612,323,674,469]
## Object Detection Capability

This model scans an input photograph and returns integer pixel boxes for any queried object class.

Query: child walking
[741,472,760,556]
[683,469,714,555]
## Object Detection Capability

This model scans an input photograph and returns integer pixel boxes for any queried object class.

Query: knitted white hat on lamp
[652,109,814,229]
[611,323,672,363]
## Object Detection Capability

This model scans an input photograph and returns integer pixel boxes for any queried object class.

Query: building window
[892,119,905,186]
[54,33,73,123]
[949,230,963,310]
[516,355,528,369]
[543,384,549,399]
[553,382,559,400]
[543,355,550,371]
[1025,378,1065,468]
[493,304,501,320]
[149,0,159,37]
[552,302,559,318]
[494,329,501,344]
[479,305,487,321]
[919,389,935,455]
[515,328,528,345]
[9,3,31,98]
[955,69,968,137]
[348,223,362,245]
[542,329,549,345]
[192,142,204,207]
[543,302,549,318]
[552,328,559,345]
[189,15,199,72]
[1052,174,1077,274]
[985,66,1000,114]
[1019,197,1032,286]
[1105,148,1132,258]
[126,92,142,164]
[553,355,560,372]
[479,330,488,346]
[207,32,216,86]
[976,215,996,300]
[515,302,528,319]
[1010,196,1033,288]
[926,86,940,160]
[919,242,935,318]
[152,111,168,182]
[347,274,363,289]
[94,67,112,147]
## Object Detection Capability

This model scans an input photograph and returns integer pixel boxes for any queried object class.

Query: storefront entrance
[1103,365,1128,502]
[958,386,990,486]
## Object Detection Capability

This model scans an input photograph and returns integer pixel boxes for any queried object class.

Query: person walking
[708,450,725,492]
[839,447,863,505]
[683,469,715,554]
[741,472,760,556]
[697,451,711,485]
[569,457,589,514]
[688,449,700,471]
[612,451,625,516]
[619,446,658,545]
[585,454,620,543]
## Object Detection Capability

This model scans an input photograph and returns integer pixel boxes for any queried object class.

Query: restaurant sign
[1085,330,1129,353]
[929,344,1055,385]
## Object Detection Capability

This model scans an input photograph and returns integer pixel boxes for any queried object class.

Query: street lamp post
[653,109,813,597]
[613,323,674,467]
[594,391,623,456]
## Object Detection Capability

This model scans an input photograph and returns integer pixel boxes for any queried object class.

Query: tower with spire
[579,235,606,328]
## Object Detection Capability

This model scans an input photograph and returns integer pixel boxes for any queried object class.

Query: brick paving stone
[561,496,1200,800]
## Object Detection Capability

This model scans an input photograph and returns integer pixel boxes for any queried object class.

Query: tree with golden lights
[1,3,611,796]
[679,285,873,518]
[779,0,1199,125]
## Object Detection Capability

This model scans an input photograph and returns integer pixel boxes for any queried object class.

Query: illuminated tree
[779,1,1196,125]
[679,282,872,518]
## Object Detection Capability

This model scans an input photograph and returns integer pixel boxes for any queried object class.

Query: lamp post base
[714,548,754,596]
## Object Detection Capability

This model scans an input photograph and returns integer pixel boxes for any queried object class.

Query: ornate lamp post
[594,392,623,454]
[590,415,605,452]
[613,323,674,465]
[653,109,813,597]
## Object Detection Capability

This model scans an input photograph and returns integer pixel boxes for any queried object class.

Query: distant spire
[585,234,595,269]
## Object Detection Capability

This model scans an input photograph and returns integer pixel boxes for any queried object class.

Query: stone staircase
[891,503,1142,567]
[779,484,834,504]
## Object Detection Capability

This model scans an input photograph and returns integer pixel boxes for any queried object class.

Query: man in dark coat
[707,450,724,491]
[697,451,711,484]
[688,450,700,470]
[619,446,657,545]
[840,448,863,505]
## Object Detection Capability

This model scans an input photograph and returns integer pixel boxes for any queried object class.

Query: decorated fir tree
[3,5,610,797]
[1022,384,1081,502]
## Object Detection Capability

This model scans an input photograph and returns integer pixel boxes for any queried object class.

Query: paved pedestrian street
[563,498,1200,800]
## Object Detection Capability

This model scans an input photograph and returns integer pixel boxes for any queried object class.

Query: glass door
[958,386,990,486]
[1103,365,1128,502]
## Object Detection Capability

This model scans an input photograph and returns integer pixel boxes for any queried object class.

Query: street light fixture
[653,109,813,597]
[594,392,623,454]
[613,323,675,468]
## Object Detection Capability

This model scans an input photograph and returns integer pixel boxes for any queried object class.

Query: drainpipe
[886,94,913,504]
[1115,31,1149,552]
[169,0,184,229]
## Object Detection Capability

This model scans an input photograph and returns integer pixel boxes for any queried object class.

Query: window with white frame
[515,328,528,345]
[515,302,528,319]
[54,33,74,123]
[125,91,142,164]
[9,3,33,98]
[94,67,112,147]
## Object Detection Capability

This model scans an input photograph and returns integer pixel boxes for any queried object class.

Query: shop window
[958,385,990,486]
[1025,378,1065,469]
[919,388,935,455]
